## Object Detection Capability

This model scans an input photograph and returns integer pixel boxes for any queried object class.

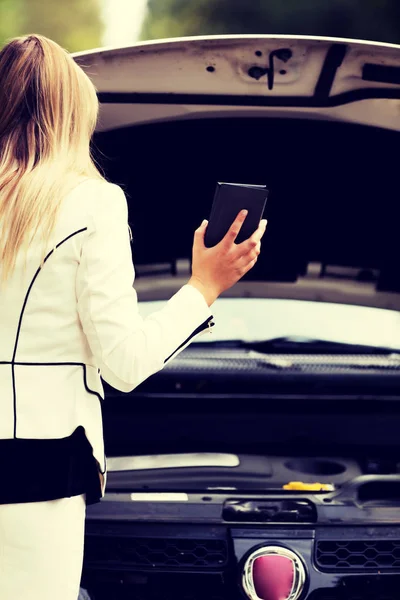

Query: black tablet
[204,182,269,248]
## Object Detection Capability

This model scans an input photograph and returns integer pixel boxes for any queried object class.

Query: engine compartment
[84,116,400,599]
[93,116,400,297]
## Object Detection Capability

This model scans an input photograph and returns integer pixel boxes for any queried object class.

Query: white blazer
[0,178,213,493]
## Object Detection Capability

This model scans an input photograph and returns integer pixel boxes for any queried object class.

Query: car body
[74,35,400,600]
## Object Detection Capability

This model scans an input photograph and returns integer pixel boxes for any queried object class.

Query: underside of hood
[92,116,399,303]
[74,35,400,132]
[74,36,400,307]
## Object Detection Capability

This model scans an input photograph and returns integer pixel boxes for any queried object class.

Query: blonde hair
[0,34,104,283]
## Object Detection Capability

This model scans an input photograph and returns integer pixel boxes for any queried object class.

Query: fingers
[244,241,261,261]
[236,255,258,279]
[193,219,208,247]
[251,219,268,243]
[245,257,258,273]
[241,237,261,258]
[195,219,208,235]
[237,219,267,257]
[260,219,268,235]
[220,210,248,247]
[239,242,260,268]
[238,225,264,271]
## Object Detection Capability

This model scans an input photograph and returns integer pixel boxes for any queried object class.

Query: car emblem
[242,545,306,600]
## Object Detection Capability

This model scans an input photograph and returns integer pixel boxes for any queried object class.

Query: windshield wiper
[193,336,400,355]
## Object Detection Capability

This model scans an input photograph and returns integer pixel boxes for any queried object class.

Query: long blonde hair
[0,34,103,283]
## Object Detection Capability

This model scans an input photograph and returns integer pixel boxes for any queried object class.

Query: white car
[76,35,400,600]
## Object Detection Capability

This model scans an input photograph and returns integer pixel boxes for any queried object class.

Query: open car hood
[74,35,400,132]
[73,36,400,310]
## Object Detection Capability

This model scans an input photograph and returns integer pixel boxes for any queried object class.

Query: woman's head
[0,34,103,282]
[0,34,99,168]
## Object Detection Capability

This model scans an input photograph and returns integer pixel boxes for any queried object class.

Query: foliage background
[141,0,400,45]
[0,0,399,53]
[0,0,104,52]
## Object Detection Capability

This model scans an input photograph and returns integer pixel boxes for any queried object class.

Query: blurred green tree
[0,0,104,52]
[141,0,400,45]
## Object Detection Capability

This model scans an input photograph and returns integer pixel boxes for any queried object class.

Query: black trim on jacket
[164,316,214,363]
[0,426,102,505]
[0,361,106,475]
[0,228,103,505]
[11,228,88,438]
[1,225,214,504]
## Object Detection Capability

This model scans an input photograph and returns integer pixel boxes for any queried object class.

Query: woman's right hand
[188,210,268,306]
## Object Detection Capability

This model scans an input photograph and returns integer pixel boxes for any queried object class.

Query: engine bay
[84,115,400,599]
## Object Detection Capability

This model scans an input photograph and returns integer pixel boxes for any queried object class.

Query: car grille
[84,588,229,600]
[82,531,400,600]
[84,536,228,569]
[315,540,400,571]
[81,572,233,600]
[308,591,397,600]
[121,592,227,600]
[164,352,400,373]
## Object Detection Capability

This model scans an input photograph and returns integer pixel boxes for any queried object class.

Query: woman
[0,34,266,600]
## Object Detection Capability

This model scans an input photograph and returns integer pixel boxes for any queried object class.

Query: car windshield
[138,297,400,350]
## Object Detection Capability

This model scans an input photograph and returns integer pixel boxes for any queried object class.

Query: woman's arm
[76,182,213,393]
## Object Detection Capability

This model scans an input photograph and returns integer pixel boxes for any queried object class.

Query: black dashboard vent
[84,536,228,569]
[315,540,400,571]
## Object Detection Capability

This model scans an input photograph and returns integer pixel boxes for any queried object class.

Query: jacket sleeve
[76,181,213,393]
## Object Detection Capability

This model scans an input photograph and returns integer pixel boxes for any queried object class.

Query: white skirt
[0,494,86,600]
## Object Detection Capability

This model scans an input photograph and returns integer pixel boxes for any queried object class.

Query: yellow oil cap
[283,481,335,492]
